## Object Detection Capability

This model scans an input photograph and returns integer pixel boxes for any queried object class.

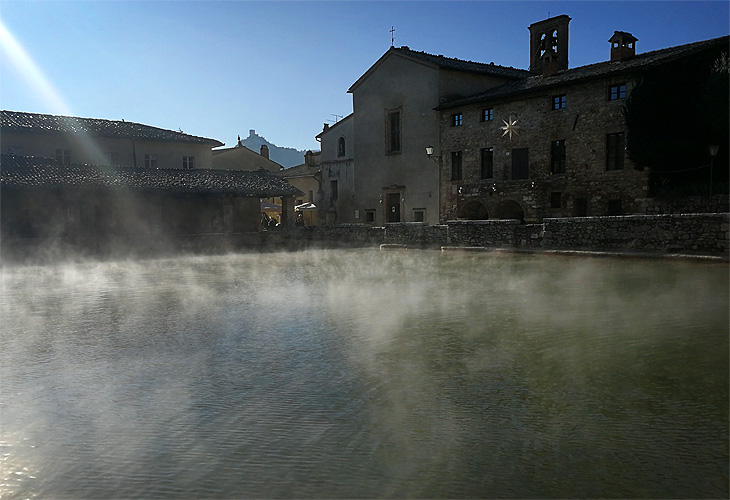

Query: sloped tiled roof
[349,46,531,92]
[0,110,224,147]
[276,159,320,179]
[211,145,283,173]
[395,47,531,79]
[437,35,729,109]
[0,155,302,197]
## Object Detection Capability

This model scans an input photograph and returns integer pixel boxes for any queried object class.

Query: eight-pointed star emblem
[500,115,520,140]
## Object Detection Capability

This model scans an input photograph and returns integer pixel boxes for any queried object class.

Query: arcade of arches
[456,199,525,223]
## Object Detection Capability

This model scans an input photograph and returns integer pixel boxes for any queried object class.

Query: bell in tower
[529,15,571,76]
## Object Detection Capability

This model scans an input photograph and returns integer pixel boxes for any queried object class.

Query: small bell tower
[529,15,571,76]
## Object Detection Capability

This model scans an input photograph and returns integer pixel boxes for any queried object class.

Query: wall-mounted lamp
[425,146,439,163]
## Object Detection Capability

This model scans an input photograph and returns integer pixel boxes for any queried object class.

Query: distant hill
[241,130,311,168]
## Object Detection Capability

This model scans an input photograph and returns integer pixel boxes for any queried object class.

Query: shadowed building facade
[435,17,729,222]
[318,46,531,225]
[0,155,302,256]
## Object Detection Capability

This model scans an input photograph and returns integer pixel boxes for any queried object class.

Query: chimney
[260,144,269,159]
[529,15,571,75]
[609,31,638,62]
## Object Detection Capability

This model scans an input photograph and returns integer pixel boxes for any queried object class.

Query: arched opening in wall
[457,200,488,220]
[493,200,525,223]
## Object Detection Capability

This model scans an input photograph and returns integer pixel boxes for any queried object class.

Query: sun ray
[0,19,71,115]
[0,20,108,165]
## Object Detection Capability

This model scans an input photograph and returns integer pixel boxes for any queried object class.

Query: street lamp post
[425,146,442,223]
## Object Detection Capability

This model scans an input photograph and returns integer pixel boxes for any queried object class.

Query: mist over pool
[1,249,728,499]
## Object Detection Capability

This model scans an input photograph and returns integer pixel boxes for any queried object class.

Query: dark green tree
[625,48,729,195]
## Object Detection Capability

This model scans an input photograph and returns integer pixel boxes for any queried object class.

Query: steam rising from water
[1,250,728,498]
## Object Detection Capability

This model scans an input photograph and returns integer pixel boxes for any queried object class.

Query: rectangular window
[365,210,375,224]
[511,147,529,180]
[551,192,562,209]
[55,148,71,165]
[182,156,195,169]
[552,95,567,110]
[482,108,494,122]
[386,109,401,153]
[450,151,462,181]
[480,147,494,179]
[574,198,588,217]
[144,153,158,168]
[412,209,425,222]
[609,84,627,100]
[606,132,625,170]
[550,140,566,174]
[452,113,463,127]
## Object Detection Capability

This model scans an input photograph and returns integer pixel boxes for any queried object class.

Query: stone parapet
[542,213,729,255]
[383,222,447,248]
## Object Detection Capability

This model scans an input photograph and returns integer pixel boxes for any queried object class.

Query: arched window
[337,137,346,157]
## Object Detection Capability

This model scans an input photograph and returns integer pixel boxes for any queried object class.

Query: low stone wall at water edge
[263,224,384,248]
[280,214,728,256]
[541,213,729,255]
[446,220,519,247]
[442,213,729,256]
[4,214,727,262]
[383,223,447,248]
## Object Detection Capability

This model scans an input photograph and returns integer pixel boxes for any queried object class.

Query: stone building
[319,46,530,225]
[0,111,303,254]
[211,137,284,173]
[273,150,322,226]
[317,114,354,225]
[0,154,301,256]
[1,110,223,169]
[435,16,729,222]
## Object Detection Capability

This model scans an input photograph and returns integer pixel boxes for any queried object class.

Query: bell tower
[529,15,571,75]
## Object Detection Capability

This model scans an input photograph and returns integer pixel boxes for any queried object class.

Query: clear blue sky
[1,1,728,152]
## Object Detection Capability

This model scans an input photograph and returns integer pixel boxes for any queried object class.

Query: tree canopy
[625,49,729,195]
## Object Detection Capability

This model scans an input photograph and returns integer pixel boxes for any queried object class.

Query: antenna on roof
[390,26,395,47]
[328,114,343,124]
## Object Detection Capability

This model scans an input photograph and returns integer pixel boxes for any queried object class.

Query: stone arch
[457,200,488,220]
[493,200,525,223]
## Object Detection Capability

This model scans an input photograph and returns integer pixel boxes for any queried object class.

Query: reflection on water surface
[1,250,728,498]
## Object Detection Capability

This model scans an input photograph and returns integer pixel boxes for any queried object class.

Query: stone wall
[438,75,650,223]
[542,214,729,255]
[383,222,447,247]
[276,214,729,257]
[643,194,729,215]
[446,220,519,247]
